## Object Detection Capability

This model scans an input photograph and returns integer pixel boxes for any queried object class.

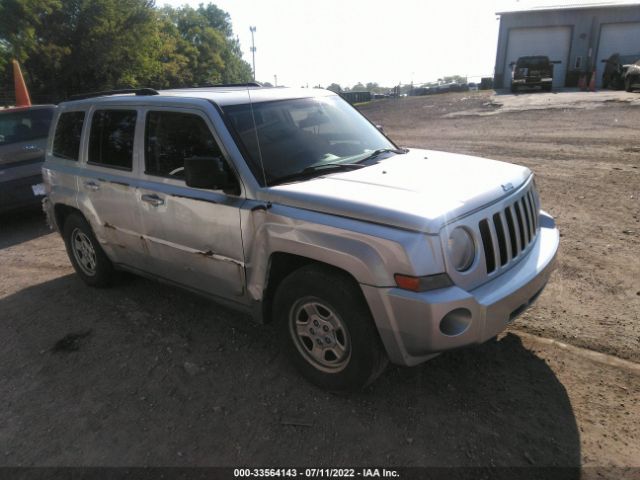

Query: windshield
[516,57,549,68]
[222,96,396,186]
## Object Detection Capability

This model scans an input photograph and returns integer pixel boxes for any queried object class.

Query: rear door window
[88,110,137,170]
[145,111,223,179]
[52,111,85,161]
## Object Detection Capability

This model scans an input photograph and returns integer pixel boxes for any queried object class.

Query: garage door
[503,26,571,90]
[595,22,640,88]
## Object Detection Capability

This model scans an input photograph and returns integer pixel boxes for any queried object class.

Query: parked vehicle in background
[510,56,560,92]
[468,82,479,91]
[601,53,640,90]
[623,59,640,92]
[43,85,558,390]
[0,61,55,214]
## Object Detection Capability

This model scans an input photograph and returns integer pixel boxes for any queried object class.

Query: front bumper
[362,211,559,366]
[512,78,552,88]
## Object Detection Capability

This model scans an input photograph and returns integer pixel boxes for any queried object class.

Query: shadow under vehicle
[0,269,581,472]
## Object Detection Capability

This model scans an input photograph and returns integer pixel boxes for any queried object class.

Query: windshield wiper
[358,147,408,163]
[269,163,365,186]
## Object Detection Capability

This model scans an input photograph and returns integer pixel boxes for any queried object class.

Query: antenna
[250,26,257,81]
[246,85,268,187]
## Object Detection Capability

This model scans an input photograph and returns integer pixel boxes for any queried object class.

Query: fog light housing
[439,308,472,336]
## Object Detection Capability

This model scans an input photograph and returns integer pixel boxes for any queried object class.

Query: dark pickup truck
[510,56,560,92]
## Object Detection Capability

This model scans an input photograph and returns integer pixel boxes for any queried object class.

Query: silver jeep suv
[42,85,559,390]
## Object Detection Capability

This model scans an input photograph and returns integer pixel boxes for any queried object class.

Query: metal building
[494,1,640,89]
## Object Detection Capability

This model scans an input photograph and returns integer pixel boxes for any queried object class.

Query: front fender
[243,203,445,302]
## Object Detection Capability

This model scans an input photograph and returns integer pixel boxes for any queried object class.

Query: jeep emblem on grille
[501,183,514,192]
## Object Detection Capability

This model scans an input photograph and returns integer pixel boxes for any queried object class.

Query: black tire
[273,265,388,391]
[62,213,115,287]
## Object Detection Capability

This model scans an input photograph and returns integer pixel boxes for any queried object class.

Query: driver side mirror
[185,156,237,193]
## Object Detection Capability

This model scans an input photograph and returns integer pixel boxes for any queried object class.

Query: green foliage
[326,83,341,93]
[0,0,252,102]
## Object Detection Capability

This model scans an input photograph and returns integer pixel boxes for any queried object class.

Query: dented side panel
[241,201,446,304]
[135,183,247,299]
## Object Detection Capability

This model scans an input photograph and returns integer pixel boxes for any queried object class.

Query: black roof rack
[68,88,159,101]
[174,82,263,89]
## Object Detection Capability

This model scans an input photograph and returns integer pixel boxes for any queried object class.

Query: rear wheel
[62,213,115,287]
[273,265,388,390]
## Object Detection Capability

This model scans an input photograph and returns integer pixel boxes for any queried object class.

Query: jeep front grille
[478,186,538,274]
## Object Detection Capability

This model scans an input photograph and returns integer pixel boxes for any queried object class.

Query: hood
[263,148,531,234]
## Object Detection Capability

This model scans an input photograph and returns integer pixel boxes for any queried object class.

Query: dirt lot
[1,90,639,474]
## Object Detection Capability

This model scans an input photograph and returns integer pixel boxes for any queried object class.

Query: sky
[157,0,620,88]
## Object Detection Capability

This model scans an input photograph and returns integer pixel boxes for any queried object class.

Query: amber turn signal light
[394,273,453,292]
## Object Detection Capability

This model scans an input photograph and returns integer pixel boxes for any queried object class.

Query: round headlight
[447,227,475,272]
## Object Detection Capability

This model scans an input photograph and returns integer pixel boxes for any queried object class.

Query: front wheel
[273,265,388,390]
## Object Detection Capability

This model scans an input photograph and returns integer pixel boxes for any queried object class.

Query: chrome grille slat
[477,184,540,276]
[492,212,509,266]
[487,217,503,270]
[479,219,496,273]
[526,190,537,231]
[520,198,533,242]
[505,206,521,255]
[498,210,513,262]
[515,200,529,246]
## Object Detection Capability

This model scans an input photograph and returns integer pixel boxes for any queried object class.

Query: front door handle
[141,194,165,207]
[84,181,100,191]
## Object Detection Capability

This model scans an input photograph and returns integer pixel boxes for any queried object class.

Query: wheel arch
[54,203,85,232]
[261,252,368,325]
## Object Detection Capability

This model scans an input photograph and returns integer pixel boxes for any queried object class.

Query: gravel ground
[0,90,639,473]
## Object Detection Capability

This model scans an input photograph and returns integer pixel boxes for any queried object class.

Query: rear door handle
[141,194,164,207]
[84,181,100,191]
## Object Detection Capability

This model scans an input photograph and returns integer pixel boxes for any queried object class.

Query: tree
[326,83,341,93]
[0,1,252,101]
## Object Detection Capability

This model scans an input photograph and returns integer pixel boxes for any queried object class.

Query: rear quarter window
[88,110,137,170]
[0,108,54,146]
[53,111,85,161]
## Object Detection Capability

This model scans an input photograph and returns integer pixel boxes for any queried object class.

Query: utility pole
[274,74,277,87]
[249,26,257,81]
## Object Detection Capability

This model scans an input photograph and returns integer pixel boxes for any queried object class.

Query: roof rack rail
[183,82,263,88]
[68,88,159,101]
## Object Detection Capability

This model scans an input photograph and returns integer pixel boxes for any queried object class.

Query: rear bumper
[0,174,44,214]
[362,211,559,366]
